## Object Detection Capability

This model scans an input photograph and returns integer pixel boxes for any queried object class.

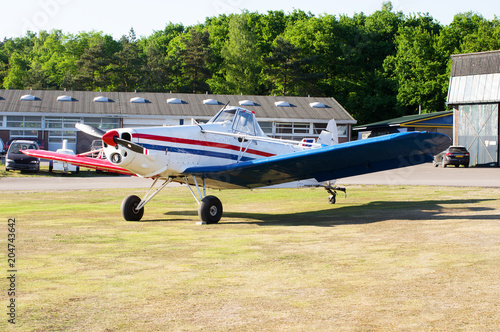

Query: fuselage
[102,107,319,180]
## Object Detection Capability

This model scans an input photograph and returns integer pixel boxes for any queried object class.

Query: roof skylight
[167,98,184,104]
[275,101,291,107]
[20,94,37,101]
[239,100,256,106]
[93,96,109,102]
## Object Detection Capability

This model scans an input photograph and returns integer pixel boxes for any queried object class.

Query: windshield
[449,147,467,153]
[10,143,37,154]
[208,107,267,137]
[210,109,236,125]
[233,110,255,135]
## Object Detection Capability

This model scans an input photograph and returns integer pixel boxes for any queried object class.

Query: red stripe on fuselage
[133,133,275,157]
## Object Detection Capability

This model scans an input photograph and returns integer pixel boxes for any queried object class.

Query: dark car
[5,140,40,172]
[4,138,44,152]
[433,146,470,167]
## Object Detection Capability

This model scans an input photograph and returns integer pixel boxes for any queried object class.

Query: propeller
[75,123,147,155]
[75,123,106,138]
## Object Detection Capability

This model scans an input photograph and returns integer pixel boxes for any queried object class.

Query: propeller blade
[75,123,106,138]
[92,127,147,155]
[113,137,148,155]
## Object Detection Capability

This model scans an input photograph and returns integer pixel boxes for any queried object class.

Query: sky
[1,0,499,39]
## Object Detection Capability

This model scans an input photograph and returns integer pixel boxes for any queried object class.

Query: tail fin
[317,119,339,146]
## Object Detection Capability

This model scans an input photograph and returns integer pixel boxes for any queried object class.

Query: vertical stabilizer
[317,119,339,146]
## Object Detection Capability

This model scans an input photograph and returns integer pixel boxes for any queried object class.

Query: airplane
[22,106,451,224]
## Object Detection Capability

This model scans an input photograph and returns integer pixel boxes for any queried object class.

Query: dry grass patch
[1,185,499,331]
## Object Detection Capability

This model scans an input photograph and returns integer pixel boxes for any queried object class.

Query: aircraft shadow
[157,198,498,227]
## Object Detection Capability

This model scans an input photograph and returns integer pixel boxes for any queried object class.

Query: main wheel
[121,195,144,221]
[198,195,223,224]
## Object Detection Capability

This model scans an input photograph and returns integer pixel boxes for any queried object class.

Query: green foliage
[0,3,499,124]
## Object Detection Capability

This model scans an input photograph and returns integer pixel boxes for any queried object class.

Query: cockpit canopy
[208,107,267,137]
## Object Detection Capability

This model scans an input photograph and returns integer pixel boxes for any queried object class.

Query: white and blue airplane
[23,106,451,223]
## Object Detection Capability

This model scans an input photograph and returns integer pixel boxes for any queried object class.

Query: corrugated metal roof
[447,74,500,104]
[353,111,453,130]
[451,50,500,77]
[0,90,356,124]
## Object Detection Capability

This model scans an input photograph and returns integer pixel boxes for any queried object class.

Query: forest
[1,2,499,124]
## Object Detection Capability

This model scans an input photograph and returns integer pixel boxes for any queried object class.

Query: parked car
[0,138,4,155]
[5,140,40,172]
[4,138,44,152]
[434,146,470,167]
[49,147,80,173]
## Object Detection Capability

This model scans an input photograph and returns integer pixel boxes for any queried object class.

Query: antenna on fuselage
[221,101,230,111]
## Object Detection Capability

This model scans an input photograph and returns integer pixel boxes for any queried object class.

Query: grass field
[1,185,499,331]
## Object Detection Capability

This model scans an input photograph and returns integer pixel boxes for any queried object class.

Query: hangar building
[0,90,356,153]
[352,111,453,140]
[447,50,500,167]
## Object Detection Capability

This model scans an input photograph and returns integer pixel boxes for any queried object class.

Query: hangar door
[458,104,499,166]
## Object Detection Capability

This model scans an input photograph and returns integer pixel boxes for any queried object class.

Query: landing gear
[119,176,223,224]
[324,184,346,205]
[185,176,223,224]
[121,177,173,222]
[198,195,223,224]
[121,195,144,221]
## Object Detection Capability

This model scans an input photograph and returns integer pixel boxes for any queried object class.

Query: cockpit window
[209,109,236,125]
[232,110,255,135]
[208,107,268,137]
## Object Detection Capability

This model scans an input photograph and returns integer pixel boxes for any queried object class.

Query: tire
[121,195,144,221]
[198,195,223,224]
[328,195,336,204]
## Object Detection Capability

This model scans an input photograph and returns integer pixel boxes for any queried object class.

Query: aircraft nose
[103,130,119,147]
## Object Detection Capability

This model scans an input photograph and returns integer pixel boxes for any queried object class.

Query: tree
[72,34,119,91]
[179,28,212,93]
[110,28,143,92]
[383,23,448,114]
[210,13,263,95]
[263,37,321,96]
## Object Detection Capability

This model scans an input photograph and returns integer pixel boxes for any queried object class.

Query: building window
[84,117,121,130]
[276,122,310,135]
[48,131,76,145]
[313,123,328,135]
[337,125,348,137]
[6,116,42,129]
[45,117,81,130]
[10,130,38,138]
[258,122,273,136]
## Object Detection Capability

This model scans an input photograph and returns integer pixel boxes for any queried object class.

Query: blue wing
[184,131,451,189]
